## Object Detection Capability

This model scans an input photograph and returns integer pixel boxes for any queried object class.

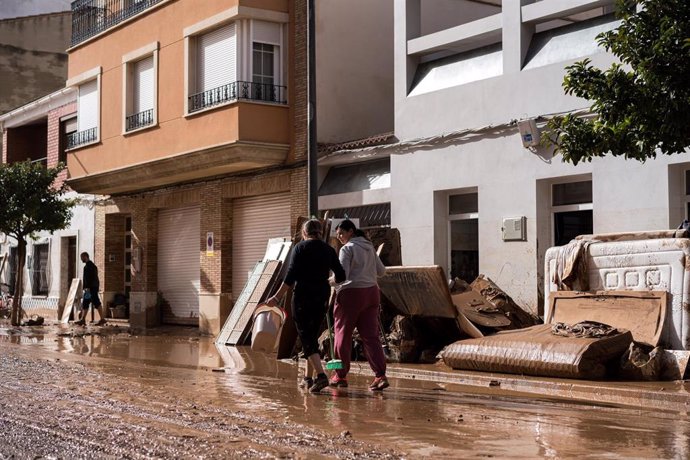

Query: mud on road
[1,323,689,459]
[0,332,398,459]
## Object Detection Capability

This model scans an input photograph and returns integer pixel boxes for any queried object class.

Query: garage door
[158,206,200,325]
[232,194,291,299]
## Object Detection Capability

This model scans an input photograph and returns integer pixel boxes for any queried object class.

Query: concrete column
[502,0,536,74]
[394,0,420,114]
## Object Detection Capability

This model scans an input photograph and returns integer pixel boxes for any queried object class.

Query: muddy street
[0,324,689,459]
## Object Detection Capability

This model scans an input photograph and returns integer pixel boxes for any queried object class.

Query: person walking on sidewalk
[266,219,346,393]
[332,219,389,391]
[75,252,106,326]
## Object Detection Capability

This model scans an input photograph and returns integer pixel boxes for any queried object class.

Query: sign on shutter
[198,23,236,93]
[232,193,291,299]
[77,79,98,132]
[158,206,200,325]
[133,55,154,114]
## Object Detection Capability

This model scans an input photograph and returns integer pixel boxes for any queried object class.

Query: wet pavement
[1,322,690,459]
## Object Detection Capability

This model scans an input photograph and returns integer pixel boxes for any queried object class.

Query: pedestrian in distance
[332,219,389,391]
[75,252,106,326]
[266,219,346,393]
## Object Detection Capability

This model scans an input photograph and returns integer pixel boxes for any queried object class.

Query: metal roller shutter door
[232,194,291,299]
[158,206,200,325]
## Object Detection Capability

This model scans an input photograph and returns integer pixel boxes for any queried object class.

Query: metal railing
[125,108,154,132]
[71,0,165,46]
[66,127,98,149]
[188,81,287,114]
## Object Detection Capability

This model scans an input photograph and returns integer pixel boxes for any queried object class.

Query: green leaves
[0,161,75,241]
[543,0,690,164]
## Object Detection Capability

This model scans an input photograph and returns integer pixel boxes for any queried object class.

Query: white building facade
[319,0,690,316]
[0,88,97,319]
[389,0,690,315]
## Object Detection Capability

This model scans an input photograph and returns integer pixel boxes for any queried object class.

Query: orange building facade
[65,0,308,334]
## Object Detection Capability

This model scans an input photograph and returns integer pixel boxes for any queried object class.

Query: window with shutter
[190,23,237,112]
[68,79,99,148]
[127,55,155,131]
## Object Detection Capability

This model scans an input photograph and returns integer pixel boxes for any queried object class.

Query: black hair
[335,219,366,238]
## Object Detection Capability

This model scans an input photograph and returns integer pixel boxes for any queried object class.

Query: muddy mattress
[441,324,633,379]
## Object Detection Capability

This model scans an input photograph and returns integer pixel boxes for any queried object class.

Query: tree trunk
[11,238,26,326]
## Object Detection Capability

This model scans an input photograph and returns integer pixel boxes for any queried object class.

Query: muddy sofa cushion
[441,324,633,379]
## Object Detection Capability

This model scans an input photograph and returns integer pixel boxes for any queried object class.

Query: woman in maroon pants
[331,219,389,391]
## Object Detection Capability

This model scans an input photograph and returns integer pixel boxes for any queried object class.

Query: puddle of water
[4,323,690,459]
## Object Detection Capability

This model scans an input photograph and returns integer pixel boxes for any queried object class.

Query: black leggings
[292,288,328,357]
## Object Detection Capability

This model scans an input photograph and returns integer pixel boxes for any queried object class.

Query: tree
[0,162,75,326]
[543,0,690,165]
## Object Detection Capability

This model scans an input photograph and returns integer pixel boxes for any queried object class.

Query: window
[552,180,593,246]
[185,15,286,114]
[684,170,690,219]
[59,117,77,164]
[449,192,479,283]
[189,23,238,113]
[69,79,99,148]
[7,247,17,296]
[252,43,278,102]
[126,55,155,132]
[31,243,49,296]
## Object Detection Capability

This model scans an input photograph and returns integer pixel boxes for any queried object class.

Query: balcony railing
[125,108,154,132]
[67,127,98,149]
[188,81,287,114]
[71,0,165,46]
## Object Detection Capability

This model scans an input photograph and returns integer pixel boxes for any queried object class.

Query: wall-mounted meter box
[518,118,540,147]
[502,216,527,241]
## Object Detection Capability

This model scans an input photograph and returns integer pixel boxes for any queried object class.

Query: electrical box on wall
[502,216,527,241]
[518,118,540,147]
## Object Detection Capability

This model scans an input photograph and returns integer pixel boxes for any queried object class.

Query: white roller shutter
[197,23,236,93]
[77,79,98,132]
[252,20,281,45]
[158,206,200,325]
[133,55,154,114]
[232,194,291,299]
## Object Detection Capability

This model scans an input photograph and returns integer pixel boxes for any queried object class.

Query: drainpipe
[307,0,318,217]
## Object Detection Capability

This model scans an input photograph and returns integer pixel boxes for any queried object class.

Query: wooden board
[216,260,282,345]
[60,278,82,323]
[547,290,667,346]
[378,266,456,318]
[452,291,511,328]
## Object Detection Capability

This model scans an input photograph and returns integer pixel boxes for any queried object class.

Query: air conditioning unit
[518,118,540,148]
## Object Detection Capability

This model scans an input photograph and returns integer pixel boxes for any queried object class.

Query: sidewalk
[344,360,690,412]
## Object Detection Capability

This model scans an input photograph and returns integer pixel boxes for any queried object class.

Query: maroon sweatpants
[333,285,386,379]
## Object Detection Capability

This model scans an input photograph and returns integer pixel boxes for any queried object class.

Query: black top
[284,239,345,290]
[83,260,100,291]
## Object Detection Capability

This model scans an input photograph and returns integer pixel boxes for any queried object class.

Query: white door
[232,194,291,299]
[158,206,200,325]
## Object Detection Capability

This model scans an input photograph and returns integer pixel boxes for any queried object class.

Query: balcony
[67,127,98,149]
[188,81,287,114]
[70,0,165,47]
[126,109,154,132]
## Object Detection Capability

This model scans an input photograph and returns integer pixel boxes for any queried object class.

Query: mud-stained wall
[0,13,71,115]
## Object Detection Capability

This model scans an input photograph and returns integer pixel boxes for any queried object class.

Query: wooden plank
[378,266,457,318]
[61,278,82,323]
[231,260,282,345]
[216,260,269,345]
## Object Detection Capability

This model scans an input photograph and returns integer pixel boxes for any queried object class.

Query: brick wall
[291,0,308,163]
[47,102,76,187]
